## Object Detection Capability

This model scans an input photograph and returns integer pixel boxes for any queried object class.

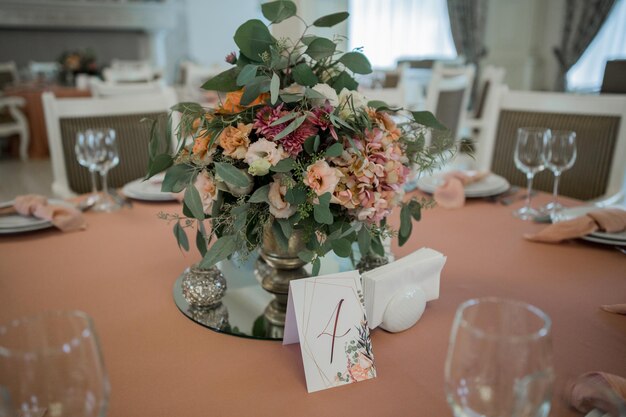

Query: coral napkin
[13,194,86,232]
[524,208,626,243]
[434,171,489,209]
[601,304,626,315]
[566,372,626,414]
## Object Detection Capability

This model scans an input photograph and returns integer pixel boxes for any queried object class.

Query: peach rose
[268,175,296,219]
[194,170,218,214]
[219,123,252,159]
[219,89,269,114]
[303,160,342,196]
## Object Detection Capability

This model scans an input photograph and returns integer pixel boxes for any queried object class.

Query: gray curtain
[553,0,616,91]
[446,0,489,65]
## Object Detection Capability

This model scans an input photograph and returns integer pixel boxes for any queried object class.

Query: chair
[103,60,161,84]
[89,77,167,98]
[42,88,178,198]
[0,96,29,160]
[0,61,19,91]
[600,60,626,94]
[424,62,476,140]
[477,86,626,202]
[465,66,506,130]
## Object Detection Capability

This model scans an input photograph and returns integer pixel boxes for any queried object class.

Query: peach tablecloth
[0,194,625,417]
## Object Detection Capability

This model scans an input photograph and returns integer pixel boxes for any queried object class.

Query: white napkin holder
[362,247,446,332]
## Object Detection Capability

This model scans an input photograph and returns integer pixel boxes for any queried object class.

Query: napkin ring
[379,285,426,333]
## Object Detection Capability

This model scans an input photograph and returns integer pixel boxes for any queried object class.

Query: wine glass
[514,128,549,220]
[91,129,121,213]
[445,297,554,417]
[540,130,577,215]
[0,310,110,417]
[75,130,101,206]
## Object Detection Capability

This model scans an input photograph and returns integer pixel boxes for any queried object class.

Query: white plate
[0,199,71,235]
[122,175,175,202]
[551,206,626,245]
[417,172,510,198]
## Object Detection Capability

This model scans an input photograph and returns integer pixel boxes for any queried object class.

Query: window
[567,0,626,91]
[348,0,457,69]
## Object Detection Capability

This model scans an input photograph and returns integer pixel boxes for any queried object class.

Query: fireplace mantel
[0,0,180,31]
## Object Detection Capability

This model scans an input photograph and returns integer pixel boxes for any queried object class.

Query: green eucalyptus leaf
[273,115,305,142]
[303,135,318,154]
[331,238,352,258]
[324,142,343,158]
[270,111,299,126]
[201,67,240,92]
[371,235,384,257]
[312,257,321,276]
[170,102,204,113]
[305,37,336,61]
[270,72,280,104]
[279,93,303,103]
[297,250,315,263]
[292,63,318,87]
[277,218,292,238]
[313,135,321,151]
[331,71,358,93]
[271,220,289,251]
[410,110,447,130]
[146,154,173,180]
[313,192,333,225]
[161,164,194,193]
[338,51,372,74]
[312,11,349,27]
[261,0,297,23]
[270,157,296,173]
[236,64,259,86]
[211,190,224,218]
[399,205,413,247]
[248,184,270,203]
[366,100,401,112]
[285,185,307,205]
[184,184,205,220]
[409,200,422,221]
[199,235,237,268]
[357,226,371,255]
[234,19,276,62]
[196,227,207,257]
[301,35,320,45]
[240,75,271,106]
[214,162,252,188]
[304,87,326,99]
[173,222,189,252]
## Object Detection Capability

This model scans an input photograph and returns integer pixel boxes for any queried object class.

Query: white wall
[184,0,263,68]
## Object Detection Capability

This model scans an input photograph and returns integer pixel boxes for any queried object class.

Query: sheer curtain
[567,0,626,91]
[348,0,457,69]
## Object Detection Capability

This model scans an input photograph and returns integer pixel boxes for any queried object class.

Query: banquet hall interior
[1,0,625,416]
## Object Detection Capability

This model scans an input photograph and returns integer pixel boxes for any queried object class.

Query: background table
[0,194,624,416]
[5,84,91,159]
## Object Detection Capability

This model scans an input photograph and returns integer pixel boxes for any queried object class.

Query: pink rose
[303,160,342,196]
[194,170,218,214]
[268,175,296,219]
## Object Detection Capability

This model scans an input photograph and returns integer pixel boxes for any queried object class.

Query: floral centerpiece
[146,1,452,276]
[58,49,99,85]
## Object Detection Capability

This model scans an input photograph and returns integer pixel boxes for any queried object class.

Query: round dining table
[0,193,624,416]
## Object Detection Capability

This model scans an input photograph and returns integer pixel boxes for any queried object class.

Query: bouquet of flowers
[58,49,98,75]
[147,1,453,275]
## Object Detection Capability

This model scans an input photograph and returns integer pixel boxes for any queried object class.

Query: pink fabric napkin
[601,304,626,315]
[566,372,626,413]
[13,194,86,232]
[524,208,626,243]
[434,171,489,209]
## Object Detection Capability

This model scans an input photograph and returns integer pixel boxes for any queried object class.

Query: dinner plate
[416,172,510,198]
[551,206,626,245]
[0,199,71,234]
[122,174,175,202]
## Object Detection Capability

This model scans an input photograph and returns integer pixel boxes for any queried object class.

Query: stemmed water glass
[0,310,110,417]
[75,130,101,205]
[91,129,121,212]
[445,298,554,417]
[514,128,549,220]
[540,130,577,215]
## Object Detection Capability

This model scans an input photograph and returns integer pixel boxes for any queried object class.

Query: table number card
[283,270,377,393]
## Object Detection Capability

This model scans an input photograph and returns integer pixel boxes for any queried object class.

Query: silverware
[614,246,626,255]
[484,186,520,203]
[501,190,537,206]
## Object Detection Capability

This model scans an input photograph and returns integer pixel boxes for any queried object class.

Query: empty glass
[75,130,101,206]
[445,298,554,417]
[514,128,549,220]
[540,130,577,215]
[0,311,110,417]
[91,129,120,212]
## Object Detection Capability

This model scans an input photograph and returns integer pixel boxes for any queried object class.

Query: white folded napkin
[362,247,446,329]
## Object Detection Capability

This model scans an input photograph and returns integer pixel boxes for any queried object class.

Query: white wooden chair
[42,88,178,198]
[464,65,506,132]
[89,77,167,98]
[424,62,476,140]
[0,96,29,160]
[477,86,626,202]
[103,60,161,84]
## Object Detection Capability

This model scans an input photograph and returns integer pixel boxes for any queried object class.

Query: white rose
[311,83,339,107]
[338,88,368,119]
